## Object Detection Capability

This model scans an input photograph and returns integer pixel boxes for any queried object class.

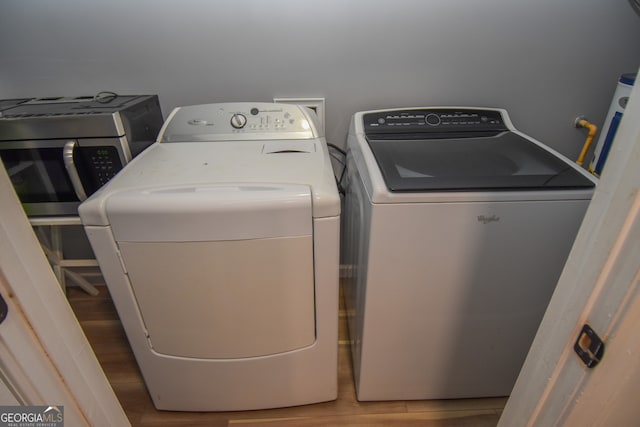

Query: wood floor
[67,278,507,426]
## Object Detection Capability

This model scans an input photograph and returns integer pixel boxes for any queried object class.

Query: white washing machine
[342,107,597,401]
[79,103,341,411]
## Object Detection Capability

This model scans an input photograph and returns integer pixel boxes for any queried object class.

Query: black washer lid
[367,132,595,192]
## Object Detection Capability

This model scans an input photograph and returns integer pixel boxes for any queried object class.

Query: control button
[378,118,386,124]
[230,113,247,129]
[425,113,441,126]
[250,108,259,116]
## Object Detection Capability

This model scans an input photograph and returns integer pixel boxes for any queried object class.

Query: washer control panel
[363,108,507,136]
[160,102,320,142]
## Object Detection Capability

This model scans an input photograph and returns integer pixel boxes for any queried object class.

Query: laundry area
[1,2,640,426]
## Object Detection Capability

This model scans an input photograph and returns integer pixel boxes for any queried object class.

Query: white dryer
[343,107,597,401]
[79,103,341,411]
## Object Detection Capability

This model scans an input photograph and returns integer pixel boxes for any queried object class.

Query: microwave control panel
[76,146,124,194]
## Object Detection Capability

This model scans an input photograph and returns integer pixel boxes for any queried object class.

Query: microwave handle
[63,140,88,201]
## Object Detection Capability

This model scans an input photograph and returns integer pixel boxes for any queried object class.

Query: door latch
[574,324,605,368]
[0,294,7,325]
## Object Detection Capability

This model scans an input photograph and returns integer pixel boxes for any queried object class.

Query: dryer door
[105,184,315,359]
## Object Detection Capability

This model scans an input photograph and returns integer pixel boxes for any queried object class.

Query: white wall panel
[1,0,639,158]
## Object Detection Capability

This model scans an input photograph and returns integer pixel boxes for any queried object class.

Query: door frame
[0,163,130,426]
[499,67,640,426]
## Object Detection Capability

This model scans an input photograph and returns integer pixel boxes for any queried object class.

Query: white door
[498,67,640,426]
[0,163,130,426]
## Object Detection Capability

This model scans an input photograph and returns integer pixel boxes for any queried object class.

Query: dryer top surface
[79,137,340,225]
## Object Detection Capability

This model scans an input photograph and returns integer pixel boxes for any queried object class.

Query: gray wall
[1,0,639,159]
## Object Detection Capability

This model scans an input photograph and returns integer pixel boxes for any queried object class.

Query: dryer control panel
[159,102,321,142]
[363,108,508,138]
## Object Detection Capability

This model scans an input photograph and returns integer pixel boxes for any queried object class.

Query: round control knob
[425,113,441,126]
[230,113,247,129]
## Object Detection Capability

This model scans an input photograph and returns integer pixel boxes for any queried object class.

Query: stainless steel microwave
[0,94,163,216]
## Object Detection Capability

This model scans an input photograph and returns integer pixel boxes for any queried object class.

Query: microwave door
[63,140,88,201]
[10,151,59,199]
[0,146,79,216]
[34,152,61,202]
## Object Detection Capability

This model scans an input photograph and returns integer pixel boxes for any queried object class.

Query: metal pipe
[575,118,598,167]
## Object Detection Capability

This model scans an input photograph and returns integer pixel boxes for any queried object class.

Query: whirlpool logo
[477,214,500,224]
[0,406,64,427]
